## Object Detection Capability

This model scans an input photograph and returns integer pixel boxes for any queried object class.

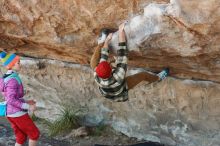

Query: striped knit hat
[0,52,20,69]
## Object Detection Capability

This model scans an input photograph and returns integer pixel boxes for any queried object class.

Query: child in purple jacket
[0,51,40,146]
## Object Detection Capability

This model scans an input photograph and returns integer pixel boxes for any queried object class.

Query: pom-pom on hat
[95,61,112,79]
[0,51,20,69]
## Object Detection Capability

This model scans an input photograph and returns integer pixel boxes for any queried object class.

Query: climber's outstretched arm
[90,34,113,70]
[113,22,128,83]
[119,22,126,43]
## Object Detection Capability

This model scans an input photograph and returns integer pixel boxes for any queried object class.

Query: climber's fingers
[105,33,113,43]
[119,20,128,31]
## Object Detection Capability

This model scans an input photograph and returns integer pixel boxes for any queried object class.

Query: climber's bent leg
[126,72,159,90]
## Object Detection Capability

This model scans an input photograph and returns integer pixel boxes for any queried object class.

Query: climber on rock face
[90,22,169,102]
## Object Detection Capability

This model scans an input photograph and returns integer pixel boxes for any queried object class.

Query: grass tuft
[47,106,82,136]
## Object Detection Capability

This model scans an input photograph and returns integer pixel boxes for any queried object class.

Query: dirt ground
[0,117,164,146]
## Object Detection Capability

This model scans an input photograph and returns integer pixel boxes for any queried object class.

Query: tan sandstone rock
[13,58,220,146]
[0,0,220,82]
[0,1,220,146]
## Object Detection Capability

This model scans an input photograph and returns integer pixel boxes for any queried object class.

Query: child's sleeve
[5,79,29,110]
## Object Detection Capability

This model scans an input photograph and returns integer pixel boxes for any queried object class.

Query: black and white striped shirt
[94,42,128,98]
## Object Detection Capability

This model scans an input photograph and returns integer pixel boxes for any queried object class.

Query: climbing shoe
[157,68,169,80]
[97,28,115,44]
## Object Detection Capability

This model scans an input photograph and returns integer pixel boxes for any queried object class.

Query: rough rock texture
[0,0,163,63]
[10,58,219,146]
[1,1,220,146]
[0,0,220,82]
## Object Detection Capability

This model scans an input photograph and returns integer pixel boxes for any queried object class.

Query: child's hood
[0,73,21,92]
